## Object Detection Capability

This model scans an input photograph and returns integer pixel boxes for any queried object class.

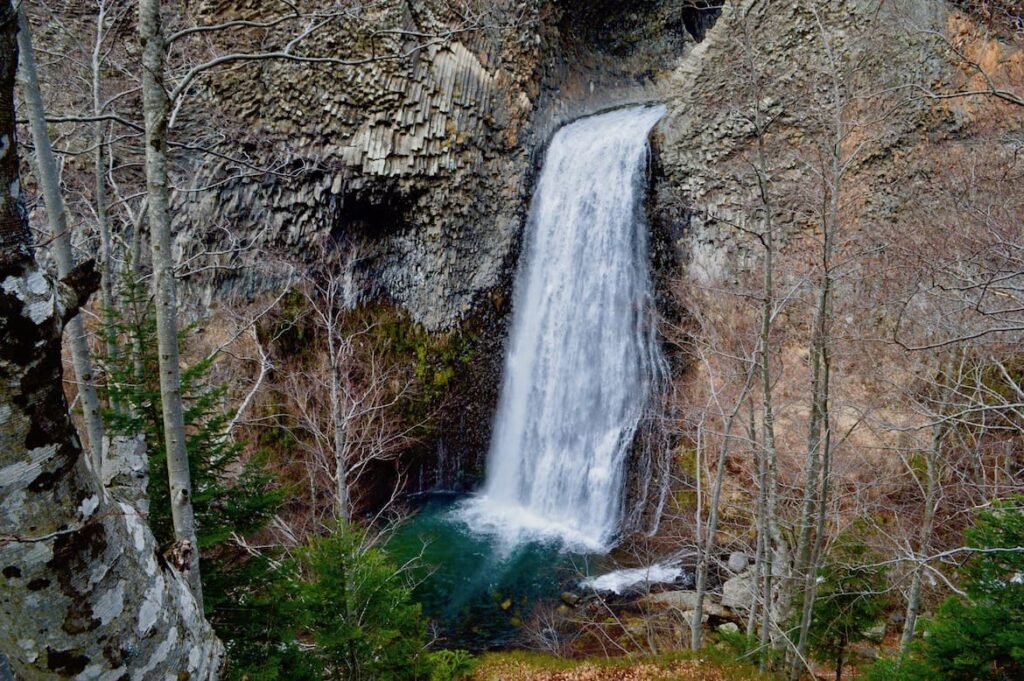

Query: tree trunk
[91,2,120,393]
[759,274,781,670]
[790,16,844,675]
[750,73,785,666]
[692,383,751,649]
[0,6,223,673]
[790,170,836,681]
[901,419,941,651]
[791,279,832,671]
[747,401,764,639]
[332,354,350,521]
[794,313,833,677]
[128,205,149,407]
[15,6,106,472]
[101,433,149,514]
[139,0,203,606]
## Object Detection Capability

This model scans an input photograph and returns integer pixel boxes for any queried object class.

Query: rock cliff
[651,0,948,288]
[173,0,718,331]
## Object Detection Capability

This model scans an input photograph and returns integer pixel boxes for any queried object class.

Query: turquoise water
[386,496,601,650]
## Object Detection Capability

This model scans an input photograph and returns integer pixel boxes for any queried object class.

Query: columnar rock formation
[173,0,717,330]
[174,0,548,329]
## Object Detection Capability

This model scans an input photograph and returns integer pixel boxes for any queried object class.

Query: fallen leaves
[472,657,755,681]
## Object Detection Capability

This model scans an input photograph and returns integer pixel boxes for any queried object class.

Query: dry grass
[470,653,777,681]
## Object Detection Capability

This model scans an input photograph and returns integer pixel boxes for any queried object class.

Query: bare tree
[899,364,950,651]
[91,0,126,389]
[880,146,1024,647]
[734,13,790,663]
[274,246,425,528]
[0,3,223,671]
[688,309,758,649]
[788,11,848,672]
[139,0,203,605]
[15,6,106,471]
[682,5,797,661]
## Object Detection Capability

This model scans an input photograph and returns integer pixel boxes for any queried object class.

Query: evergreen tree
[215,521,466,680]
[803,533,889,681]
[291,524,434,681]
[102,274,285,671]
[870,497,1024,681]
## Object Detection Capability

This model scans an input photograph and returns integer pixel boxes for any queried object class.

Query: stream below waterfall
[388,105,672,649]
[386,496,588,650]
[386,496,691,650]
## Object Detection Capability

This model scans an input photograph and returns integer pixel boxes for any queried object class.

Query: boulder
[682,609,709,625]
[560,591,580,607]
[717,622,740,635]
[863,621,887,640]
[721,570,756,611]
[644,590,700,610]
[727,552,750,573]
[674,571,697,590]
[641,590,729,618]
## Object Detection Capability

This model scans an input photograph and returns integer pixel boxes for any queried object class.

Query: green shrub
[804,533,889,681]
[428,649,477,681]
[717,629,781,668]
[869,497,1024,681]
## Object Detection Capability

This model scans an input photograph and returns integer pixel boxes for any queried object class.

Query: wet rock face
[650,0,948,287]
[557,0,691,59]
[681,2,725,42]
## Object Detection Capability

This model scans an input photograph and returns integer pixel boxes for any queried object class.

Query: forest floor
[471,652,778,681]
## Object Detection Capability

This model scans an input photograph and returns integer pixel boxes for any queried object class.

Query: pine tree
[803,532,889,681]
[871,497,1024,681]
[102,273,285,668]
[214,520,462,680]
[291,524,434,681]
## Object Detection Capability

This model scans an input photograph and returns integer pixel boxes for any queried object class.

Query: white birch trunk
[901,420,941,650]
[330,335,350,521]
[91,2,120,388]
[101,434,149,515]
[138,0,203,606]
[15,7,106,473]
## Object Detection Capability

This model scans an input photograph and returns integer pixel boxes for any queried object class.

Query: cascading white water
[460,105,666,553]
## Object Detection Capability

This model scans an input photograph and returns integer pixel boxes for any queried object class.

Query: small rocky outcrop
[641,589,731,620]
[721,569,756,612]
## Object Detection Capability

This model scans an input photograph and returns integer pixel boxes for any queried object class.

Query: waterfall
[460,105,666,553]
